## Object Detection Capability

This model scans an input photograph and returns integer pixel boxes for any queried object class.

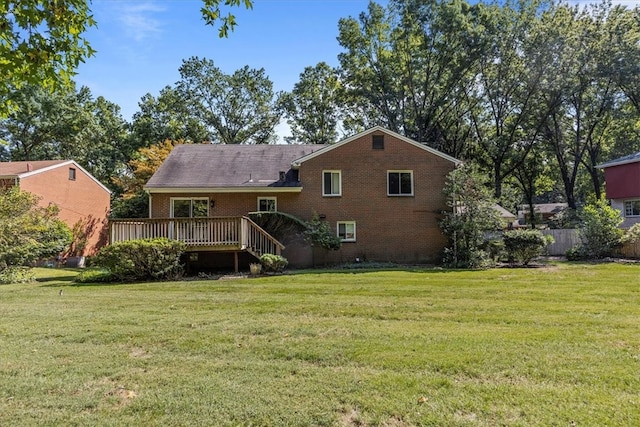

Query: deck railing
[110,216,283,257]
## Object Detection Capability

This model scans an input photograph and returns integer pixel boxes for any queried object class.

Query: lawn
[1,263,639,426]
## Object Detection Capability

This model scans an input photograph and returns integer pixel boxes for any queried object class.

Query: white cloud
[117,2,166,42]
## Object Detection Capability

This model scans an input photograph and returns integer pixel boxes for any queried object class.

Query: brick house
[111,127,461,269]
[597,152,640,228]
[0,160,111,257]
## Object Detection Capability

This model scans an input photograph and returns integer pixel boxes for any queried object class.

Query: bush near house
[88,238,186,282]
[503,229,554,266]
[259,253,288,273]
[568,197,624,260]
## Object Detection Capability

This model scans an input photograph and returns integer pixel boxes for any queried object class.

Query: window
[323,170,341,196]
[257,197,277,212]
[372,134,384,149]
[337,221,356,242]
[68,168,76,180]
[625,200,640,217]
[171,198,209,218]
[387,171,413,196]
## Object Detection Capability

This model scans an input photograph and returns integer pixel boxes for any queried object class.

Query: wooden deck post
[234,251,239,273]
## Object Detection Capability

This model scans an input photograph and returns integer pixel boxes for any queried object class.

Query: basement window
[337,221,356,242]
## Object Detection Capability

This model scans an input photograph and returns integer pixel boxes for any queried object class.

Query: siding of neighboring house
[600,157,640,228]
[148,130,457,266]
[2,161,111,256]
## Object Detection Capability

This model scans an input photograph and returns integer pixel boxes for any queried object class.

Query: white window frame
[624,200,640,217]
[387,170,414,196]
[170,197,209,218]
[323,170,342,197]
[257,197,277,212]
[337,221,356,242]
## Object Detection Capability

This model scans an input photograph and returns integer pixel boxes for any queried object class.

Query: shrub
[577,197,623,259]
[503,229,553,266]
[622,223,640,244]
[92,238,186,282]
[74,268,114,284]
[0,266,35,284]
[305,213,341,251]
[259,253,288,273]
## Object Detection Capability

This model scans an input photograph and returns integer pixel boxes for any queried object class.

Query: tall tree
[537,3,617,208]
[469,0,549,199]
[337,0,483,156]
[0,84,129,188]
[176,57,284,144]
[129,86,209,148]
[0,0,96,116]
[283,62,342,144]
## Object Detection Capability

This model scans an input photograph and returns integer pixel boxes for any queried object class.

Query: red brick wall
[19,165,110,256]
[149,132,456,266]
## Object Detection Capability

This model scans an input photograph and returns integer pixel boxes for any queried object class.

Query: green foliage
[74,268,113,284]
[176,57,283,144]
[248,211,308,241]
[304,213,342,251]
[92,238,186,282]
[259,253,288,273]
[0,1,96,117]
[622,223,640,244]
[440,164,502,268]
[0,266,35,284]
[503,229,553,266]
[576,197,624,259]
[0,187,72,270]
[283,62,342,144]
[200,0,254,37]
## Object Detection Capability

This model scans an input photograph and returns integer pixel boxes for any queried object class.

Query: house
[0,160,111,258]
[597,152,640,228]
[517,203,568,226]
[111,127,461,269]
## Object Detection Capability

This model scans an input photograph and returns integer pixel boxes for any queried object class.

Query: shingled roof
[144,144,326,192]
[597,151,640,169]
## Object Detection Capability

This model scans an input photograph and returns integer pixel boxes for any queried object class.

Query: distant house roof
[0,160,111,194]
[493,204,516,220]
[144,144,325,193]
[596,152,640,169]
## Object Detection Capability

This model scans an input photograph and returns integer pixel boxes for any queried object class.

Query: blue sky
[75,0,385,124]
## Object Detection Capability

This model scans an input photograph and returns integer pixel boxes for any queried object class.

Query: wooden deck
[109,216,284,262]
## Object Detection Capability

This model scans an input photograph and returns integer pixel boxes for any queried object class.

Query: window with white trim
[323,170,341,196]
[257,197,277,212]
[624,200,640,217]
[171,198,209,218]
[387,171,413,196]
[337,221,356,242]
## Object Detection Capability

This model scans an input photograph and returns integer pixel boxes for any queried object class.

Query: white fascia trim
[596,158,640,169]
[291,126,462,167]
[144,186,303,194]
[17,160,112,194]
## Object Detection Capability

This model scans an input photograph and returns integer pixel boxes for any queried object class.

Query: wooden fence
[540,229,640,258]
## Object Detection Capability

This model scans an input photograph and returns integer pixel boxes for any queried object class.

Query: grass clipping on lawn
[1,263,639,426]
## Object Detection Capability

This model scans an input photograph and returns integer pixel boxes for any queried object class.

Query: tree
[0,84,129,188]
[0,0,96,116]
[572,196,624,259]
[469,0,548,199]
[337,0,483,157]
[129,86,209,148]
[283,62,342,144]
[111,140,184,218]
[440,163,502,268]
[0,187,72,270]
[537,3,617,209]
[176,57,284,144]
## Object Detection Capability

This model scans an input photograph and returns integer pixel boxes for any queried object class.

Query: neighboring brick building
[130,127,461,268]
[597,152,640,228]
[0,160,111,256]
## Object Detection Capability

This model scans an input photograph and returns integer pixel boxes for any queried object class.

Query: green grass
[1,263,639,426]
